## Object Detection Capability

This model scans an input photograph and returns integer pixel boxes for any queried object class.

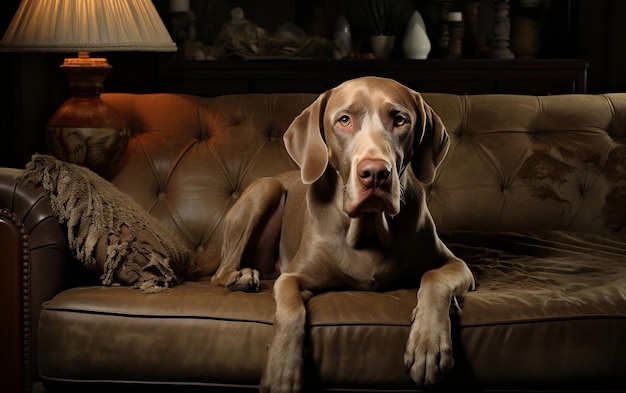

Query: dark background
[1,0,625,169]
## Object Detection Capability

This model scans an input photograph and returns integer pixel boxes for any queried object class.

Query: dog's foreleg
[260,273,312,393]
[211,177,285,292]
[404,256,474,387]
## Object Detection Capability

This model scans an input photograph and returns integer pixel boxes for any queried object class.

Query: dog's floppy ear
[411,93,450,184]
[284,93,329,184]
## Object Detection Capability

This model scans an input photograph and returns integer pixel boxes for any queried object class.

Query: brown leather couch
[1,91,625,393]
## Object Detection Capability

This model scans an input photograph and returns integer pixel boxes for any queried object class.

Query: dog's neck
[346,212,392,249]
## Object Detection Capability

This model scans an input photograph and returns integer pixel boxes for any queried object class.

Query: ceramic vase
[371,35,395,60]
[334,15,352,59]
[403,10,431,59]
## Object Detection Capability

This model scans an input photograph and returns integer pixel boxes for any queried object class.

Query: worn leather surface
[38,229,626,390]
[0,167,72,386]
[424,94,626,237]
[5,92,626,391]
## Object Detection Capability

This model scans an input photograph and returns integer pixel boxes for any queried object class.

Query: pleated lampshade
[0,0,176,52]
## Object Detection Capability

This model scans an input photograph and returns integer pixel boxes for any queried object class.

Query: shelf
[157,58,589,97]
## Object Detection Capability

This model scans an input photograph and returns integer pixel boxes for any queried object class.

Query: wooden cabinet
[157,58,588,97]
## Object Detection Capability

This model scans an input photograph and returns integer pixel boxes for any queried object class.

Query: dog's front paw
[403,309,453,388]
[259,347,303,393]
[259,366,302,393]
[225,268,260,292]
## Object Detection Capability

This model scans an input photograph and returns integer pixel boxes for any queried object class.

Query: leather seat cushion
[38,231,626,390]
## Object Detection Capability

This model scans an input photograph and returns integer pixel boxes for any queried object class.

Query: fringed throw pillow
[19,154,197,293]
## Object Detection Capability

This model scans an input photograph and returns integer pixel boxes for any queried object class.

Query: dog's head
[284,76,449,217]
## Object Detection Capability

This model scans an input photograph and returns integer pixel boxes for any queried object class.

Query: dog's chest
[318,211,412,290]
[335,244,398,290]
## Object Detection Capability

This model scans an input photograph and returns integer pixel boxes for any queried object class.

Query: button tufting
[158,191,166,200]
[231,191,240,199]
[196,245,205,253]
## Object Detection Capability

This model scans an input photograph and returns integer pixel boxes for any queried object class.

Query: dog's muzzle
[345,158,399,217]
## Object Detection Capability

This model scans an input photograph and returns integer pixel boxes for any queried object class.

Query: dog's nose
[358,159,391,188]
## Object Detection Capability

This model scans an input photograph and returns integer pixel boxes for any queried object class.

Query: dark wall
[579,1,626,93]
[0,0,625,169]
[0,0,21,168]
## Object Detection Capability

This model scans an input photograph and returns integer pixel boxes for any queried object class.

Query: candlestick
[447,13,463,59]
[435,0,453,58]
[463,1,480,58]
[491,0,514,59]
[170,0,190,12]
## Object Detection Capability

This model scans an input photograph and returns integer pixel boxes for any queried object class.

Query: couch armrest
[0,167,72,393]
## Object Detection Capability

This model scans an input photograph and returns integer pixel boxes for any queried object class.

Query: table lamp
[0,0,177,177]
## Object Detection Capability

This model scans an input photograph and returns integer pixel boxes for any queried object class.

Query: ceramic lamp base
[46,54,129,178]
[47,98,129,178]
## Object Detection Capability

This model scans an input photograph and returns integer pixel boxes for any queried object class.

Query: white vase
[403,11,431,59]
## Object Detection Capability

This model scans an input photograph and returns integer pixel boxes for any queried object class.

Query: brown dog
[206,77,475,392]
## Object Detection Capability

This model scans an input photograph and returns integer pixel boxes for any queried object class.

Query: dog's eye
[338,115,351,127]
[393,115,408,127]
[337,115,352,131]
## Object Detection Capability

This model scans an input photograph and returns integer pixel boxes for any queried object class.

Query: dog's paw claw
[225,268,260,292]
[260,356,303,393]
[404,344,451,388]
[404,311,454,388]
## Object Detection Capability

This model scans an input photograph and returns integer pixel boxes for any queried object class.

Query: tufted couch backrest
[102,92,626,276]
[423,93,626,237]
